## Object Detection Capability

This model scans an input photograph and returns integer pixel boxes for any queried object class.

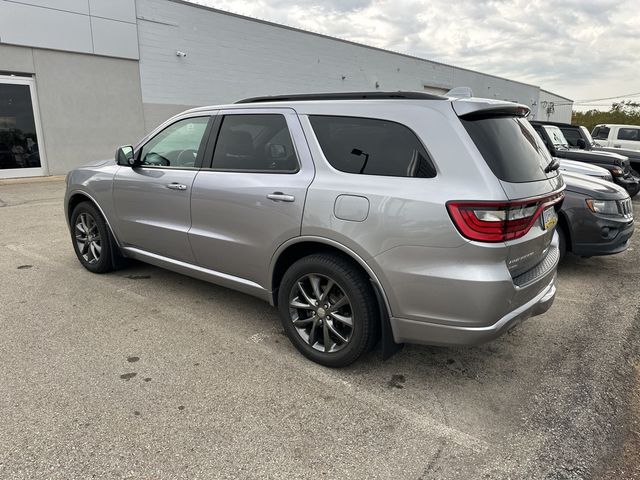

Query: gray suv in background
[65,92,564,367]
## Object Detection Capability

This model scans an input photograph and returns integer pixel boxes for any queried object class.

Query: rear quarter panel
[296,102,515,322]
[297,102,507,258]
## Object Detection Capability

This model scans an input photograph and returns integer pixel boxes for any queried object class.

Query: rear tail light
[447,191,564,242]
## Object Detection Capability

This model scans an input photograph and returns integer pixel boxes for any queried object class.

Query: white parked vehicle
[592,124,640,151]
[558,159,612,181]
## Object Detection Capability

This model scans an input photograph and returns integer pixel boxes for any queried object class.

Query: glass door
[0,75,48,178]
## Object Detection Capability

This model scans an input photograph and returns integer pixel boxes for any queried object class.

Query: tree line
[572,101,640,131]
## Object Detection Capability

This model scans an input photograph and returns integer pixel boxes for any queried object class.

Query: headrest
[220,130,254,157]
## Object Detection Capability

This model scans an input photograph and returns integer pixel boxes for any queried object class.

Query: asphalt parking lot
[1,178,639,479]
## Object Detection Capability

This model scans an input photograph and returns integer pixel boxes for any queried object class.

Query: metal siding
[89,0,137,23]
[10,0,89,14]
[135,0,571,121]
[137,0,460,106]
[535,90,573,123]
[91,17,140,59]
[0,0,139,59]
[453,68,539,110]
[0,1,93,54]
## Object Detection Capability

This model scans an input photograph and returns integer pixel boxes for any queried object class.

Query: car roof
[178,91,530,117]
[594,124,640,128]
[181,92,448,115]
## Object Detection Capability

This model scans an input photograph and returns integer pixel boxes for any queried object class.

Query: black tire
[277,254,379,367]
[70,201,120,274]
[557,225,567,261]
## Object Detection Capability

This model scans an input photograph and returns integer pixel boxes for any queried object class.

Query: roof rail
[235,91,447,104]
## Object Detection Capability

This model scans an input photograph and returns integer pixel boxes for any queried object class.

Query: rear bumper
[390,274,556,346]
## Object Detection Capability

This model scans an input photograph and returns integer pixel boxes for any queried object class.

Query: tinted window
[592,126,610,140]
[309,116,436,178]
[560,128,581,147]
[0,83,41,171]
[211,114,298,172]
[617,128,640,141]
[140,117,209,168]
[461,116,556,183]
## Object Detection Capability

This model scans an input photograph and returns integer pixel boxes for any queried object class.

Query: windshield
[580,126,595,145]
[543,126,570,148]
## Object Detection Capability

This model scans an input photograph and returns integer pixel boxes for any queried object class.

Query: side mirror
[576,138,586,149]
[116,145,135,166]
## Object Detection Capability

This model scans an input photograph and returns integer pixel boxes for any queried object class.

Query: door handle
[166,183,187,191]
[614,144,622,148]
[267,192,295,202]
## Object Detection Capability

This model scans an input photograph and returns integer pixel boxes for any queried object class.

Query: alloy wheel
[288,273,354,353]
[74,212,102,264]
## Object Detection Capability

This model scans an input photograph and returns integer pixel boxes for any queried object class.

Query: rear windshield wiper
[544,158,560,173]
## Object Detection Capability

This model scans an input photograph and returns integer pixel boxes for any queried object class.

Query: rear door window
[211,114,299,172]
[617,128,640,141]
[309,116,436,178]
[461,116,556,183]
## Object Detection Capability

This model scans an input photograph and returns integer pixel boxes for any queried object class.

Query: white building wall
[0,0,145,175]
[135,0,573,130]
[536,90,573,123]
[0,0,139,59]
[0,43,146,175]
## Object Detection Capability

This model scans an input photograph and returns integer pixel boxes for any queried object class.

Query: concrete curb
[0,175,66,185]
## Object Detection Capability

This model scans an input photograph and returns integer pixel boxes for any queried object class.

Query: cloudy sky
[188,0,640,109]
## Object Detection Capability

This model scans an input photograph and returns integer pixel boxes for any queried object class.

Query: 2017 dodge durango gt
[65,91,564,367]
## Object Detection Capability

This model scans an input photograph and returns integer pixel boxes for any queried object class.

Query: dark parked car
[557,172,634,259]
[531,121,640,197]
[537,120,640,173]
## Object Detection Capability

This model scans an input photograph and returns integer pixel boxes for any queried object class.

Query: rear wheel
[278,254,379,367]
[70,202,119,273]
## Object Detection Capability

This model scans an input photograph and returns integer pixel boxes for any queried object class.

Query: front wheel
[70,202,119,273]
[277,254,379,367]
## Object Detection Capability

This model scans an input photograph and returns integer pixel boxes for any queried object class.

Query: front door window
[139,117,209,168]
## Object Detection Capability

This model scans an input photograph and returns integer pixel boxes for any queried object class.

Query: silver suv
[65,92,564,367]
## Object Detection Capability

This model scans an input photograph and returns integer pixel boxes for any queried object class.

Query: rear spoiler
[452,97,531,118]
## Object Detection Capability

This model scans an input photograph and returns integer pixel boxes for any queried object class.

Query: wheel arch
[270,237,402,358]
[557,209,572,253]
[67,190,122,247]
[269,237,391,315]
